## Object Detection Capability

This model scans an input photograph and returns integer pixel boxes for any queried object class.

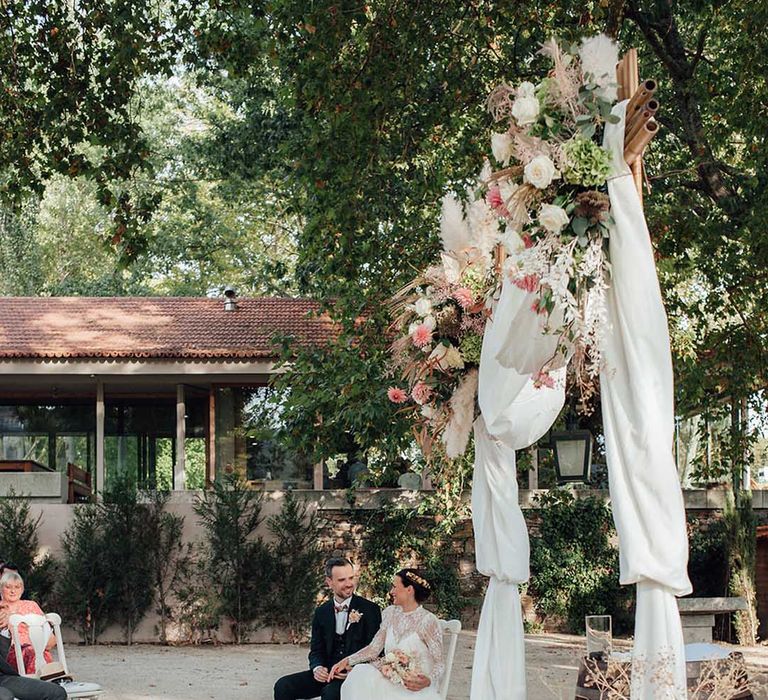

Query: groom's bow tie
[334,604,349,613]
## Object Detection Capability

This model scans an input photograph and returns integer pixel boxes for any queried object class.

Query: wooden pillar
[96,379,105,498]
[175,384,186,490]
[207,389,216,486]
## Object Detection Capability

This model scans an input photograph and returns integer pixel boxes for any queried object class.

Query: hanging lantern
[551,429,593,484]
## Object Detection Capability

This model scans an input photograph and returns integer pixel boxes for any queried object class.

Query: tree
[0,492,57,607]
[0,0,194,256]
[264,491,323,641]
[193,473,270,643]
[186,0,767,468]
[57,505,113,645]
[101,476,158,645]
[148,493,193,644]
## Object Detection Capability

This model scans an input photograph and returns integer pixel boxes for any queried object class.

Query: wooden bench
[66,462,93,503]
[677,597,748,644]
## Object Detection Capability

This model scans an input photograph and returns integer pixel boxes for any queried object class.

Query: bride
[329,569,443,699]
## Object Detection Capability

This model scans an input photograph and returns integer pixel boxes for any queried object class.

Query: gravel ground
[62,633,768,700]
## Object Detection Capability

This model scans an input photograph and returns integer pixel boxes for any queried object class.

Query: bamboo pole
[625,80,657,122]
[624,120,659,165]
[622,50,643,202]
[494,241,507,273]
[625,98,659,144]
[615,57,630,101]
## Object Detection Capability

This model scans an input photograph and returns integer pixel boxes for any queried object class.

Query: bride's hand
[403,672,431,691]
[328,658,350,680]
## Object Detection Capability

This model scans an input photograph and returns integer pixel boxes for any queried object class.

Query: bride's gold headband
[404,571,431,590]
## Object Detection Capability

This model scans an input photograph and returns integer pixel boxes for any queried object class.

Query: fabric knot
[334,604,349,613]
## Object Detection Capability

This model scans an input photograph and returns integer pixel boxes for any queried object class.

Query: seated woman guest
[330,568,444,699]
[0,571,55,674]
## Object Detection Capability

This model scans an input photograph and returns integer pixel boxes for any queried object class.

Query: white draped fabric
[470,423,528,700]
[600,101,691,698]
[469,101,691,699]
[471,280,566,700]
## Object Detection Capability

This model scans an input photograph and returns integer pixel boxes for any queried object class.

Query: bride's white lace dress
[341,605,444,699]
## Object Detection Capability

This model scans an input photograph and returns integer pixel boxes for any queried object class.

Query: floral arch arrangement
[388,35,630,459]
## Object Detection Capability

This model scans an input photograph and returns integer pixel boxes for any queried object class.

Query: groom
[274,556,381,700]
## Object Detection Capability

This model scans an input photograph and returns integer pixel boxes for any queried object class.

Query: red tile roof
[0,297,336,361]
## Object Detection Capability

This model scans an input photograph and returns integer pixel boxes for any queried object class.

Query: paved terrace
[65,632,768,700]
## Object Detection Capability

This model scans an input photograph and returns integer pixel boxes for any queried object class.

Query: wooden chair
[8,612,102,698]
[66,463,92,504]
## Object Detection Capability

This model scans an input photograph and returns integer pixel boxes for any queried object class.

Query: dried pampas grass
[579,34,620,102]
[439,194,471,254]
[442,368,479,459]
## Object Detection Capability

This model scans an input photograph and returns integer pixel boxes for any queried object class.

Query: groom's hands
[403,672,431,691]
[313,666,330,682]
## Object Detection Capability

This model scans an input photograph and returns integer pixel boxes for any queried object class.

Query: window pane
[214,387,312,486]
[0,404,95,472]
[185,437,206,489]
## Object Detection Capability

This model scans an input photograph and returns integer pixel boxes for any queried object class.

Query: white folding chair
[438,619,462,700]
[8,612,103,698]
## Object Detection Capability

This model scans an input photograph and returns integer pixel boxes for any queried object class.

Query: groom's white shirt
[333,595,353,635]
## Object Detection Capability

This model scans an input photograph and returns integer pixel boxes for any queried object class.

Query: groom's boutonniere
[348,610,363,624]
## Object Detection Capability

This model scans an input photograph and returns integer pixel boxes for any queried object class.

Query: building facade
[0,296,336,495]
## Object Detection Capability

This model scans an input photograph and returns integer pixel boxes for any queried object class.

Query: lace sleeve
[420,613,444,688]
[347,607,389,666]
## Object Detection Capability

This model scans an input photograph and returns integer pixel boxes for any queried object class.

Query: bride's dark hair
[396,568,432,603]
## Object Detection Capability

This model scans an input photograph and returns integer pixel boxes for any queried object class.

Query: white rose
[428,343,465,370]
[524,155,559,189]
[491,132,514,166]
[500,225,524,254]
[414,297,432,317]
[517,81,536,98]
[538,203,570,234]
[422,315,436,331]
[511,95,540,126]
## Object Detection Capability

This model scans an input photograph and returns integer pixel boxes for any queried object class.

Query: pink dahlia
[486,184,509,217]
[533,370,555,389]
[411,323,433,348]
[453,287,474,309]
[522,233,534,249]
[513,274,540,293]
[411,382,433,405]
[387,387,408,404]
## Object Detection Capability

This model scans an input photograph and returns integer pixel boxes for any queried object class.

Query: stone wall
[5,486,766,642]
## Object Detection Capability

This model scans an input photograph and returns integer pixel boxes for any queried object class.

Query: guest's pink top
[6,600,46,646]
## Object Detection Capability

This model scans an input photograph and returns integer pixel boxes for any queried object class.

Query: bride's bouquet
[377,648,421,686]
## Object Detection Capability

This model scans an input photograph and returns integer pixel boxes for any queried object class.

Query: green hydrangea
[562,136,612,187]
[460,265,487,296]
[459,333,483,365]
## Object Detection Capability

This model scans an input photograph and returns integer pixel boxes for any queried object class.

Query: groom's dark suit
[274,594,381,700]
[0,634,66,700]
